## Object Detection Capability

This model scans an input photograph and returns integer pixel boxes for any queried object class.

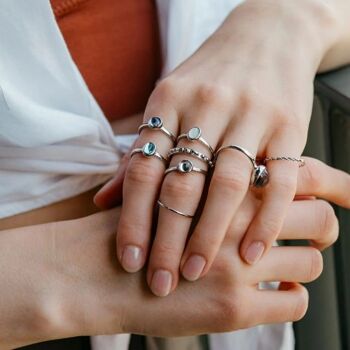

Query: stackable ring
[157,199,194,218]
[177,127,214,156]
[138,116,176,143]
[264,156,305,167]
[215,145,269,188]
[168,147,214,168]
[130,142,168,164]
[165,159,207,176]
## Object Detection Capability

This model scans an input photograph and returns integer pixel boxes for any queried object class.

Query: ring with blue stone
[164,159,207,176]
[130,142,168,164]
[138,116,176,143]
[177,127,214,156]
[214,145,269,188]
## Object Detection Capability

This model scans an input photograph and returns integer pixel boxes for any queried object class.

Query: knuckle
[292,286,309,322]
[196,83,231,107]
[270,173,297,197]
[126,159,160,185]
[152,241,180,266]
[212,169,248,194]
[302,159,323,191]
[257,216,281,240]
[307,248,323,281]
[161,176,196,199]
[315,200,339,248]
[151,77,180,102]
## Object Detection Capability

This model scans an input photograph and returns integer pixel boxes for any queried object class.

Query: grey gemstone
[251,165,269,187]
[188,127,201,140]
[148,116,163,128]
[143,142,156,156]
[178,160,193,173]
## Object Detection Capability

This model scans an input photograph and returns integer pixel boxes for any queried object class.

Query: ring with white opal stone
[164,159,207,176]
[215,145,269,188]
[130,142,168,165]
[138,116,176,143]
[177,127,214,156]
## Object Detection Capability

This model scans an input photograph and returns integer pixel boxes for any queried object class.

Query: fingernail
[151,270,172,297]
[244,241,265,265]
[121,245,143,272]
[182,255,206,281]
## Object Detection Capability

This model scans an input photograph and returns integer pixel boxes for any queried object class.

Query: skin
[2,157,350,349]
[95,0,350,296]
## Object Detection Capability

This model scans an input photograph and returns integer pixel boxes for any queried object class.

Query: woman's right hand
[51,158,348,339]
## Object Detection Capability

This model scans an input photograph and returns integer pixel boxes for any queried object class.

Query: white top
[0,1,293,349]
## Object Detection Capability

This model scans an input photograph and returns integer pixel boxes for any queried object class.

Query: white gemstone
[188,127,201,140]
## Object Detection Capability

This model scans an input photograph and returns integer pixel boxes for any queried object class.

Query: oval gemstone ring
[138,116,176,143]
[164,159,207,176]
[130,142,168,165]
[177,127,214,156]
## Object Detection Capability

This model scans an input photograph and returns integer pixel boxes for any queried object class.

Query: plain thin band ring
[265,157,305,167]
[168,147,214,168]
[138,116,176,143]
[164,160,207,176]
[215,145,257,167]
[177,127,214,156]
[157,199,194,218]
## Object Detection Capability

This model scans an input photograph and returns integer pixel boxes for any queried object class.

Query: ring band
[130,142,168,164]
[165,159,207,176]
[168,147,214,168]
[215,145,269,188]
[264,156,305,167]
[157,199,194,218]
[177,127,214,156]
[138,116,176,143]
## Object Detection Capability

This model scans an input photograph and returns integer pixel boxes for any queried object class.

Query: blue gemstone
[178,160,193,173]
[148,116,162,128]
[143,142,156,156]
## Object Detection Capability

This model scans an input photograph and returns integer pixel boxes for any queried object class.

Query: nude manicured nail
[151,270,172,297]
[121,245,143,272]
[182,255,206,281]
[244,241,265,265]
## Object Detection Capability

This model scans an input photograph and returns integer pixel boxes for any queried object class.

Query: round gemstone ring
[130,142,168,165]
[177,127,214,156]
[138,116,176,143]
[164,159,207,176]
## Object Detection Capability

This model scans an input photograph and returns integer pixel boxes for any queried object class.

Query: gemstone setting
[251,165,269,187]
[142,142,157,156]
[187,127,201,141]
[148,116,163,129]
[177,160,193,173]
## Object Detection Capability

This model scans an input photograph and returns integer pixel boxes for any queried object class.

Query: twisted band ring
[264,156,305,167]
[168,147,214,168]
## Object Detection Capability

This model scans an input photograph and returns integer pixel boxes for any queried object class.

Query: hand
[95,0,344,296]
[57,158,347,340]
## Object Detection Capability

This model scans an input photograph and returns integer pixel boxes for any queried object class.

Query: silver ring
[264,157,305,167]
[165,160,207,176]
[215,145,269,188]
[177,127,214,156]
[138,116,176,143]
[130,142,168,164]
[157,199,194,218]
[168,147,214,168]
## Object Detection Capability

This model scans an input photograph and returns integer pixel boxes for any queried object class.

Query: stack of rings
[131,117,305,218]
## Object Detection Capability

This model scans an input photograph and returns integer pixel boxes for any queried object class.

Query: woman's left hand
[95,0,344,296]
